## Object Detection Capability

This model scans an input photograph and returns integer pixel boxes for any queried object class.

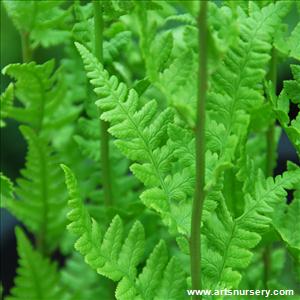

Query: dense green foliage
[1,1,300,299]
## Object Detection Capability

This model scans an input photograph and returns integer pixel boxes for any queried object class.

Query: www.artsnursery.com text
[186,289,295,297]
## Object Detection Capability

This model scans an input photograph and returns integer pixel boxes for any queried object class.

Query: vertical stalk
[266,47,277,177]
[93,2,115,297]
[190,1,208,298]
[263,47,277,288]
[20,30,49,254]
[93,0,113,206]
[21,31,32,63]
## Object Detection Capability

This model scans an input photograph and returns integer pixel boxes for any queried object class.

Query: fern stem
[263,47,277,288]
[21,31,32,63]
[37,147,48,255]
[20,30,47,253]
[190,2,208,297]
[266,47,277,176]
[93,0,113,207]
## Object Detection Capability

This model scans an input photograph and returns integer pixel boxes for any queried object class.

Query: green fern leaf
[158,49,196,127]
[274,190,300,270]
[1,126,67,252]
[73,2,132,65]
[61,252,111,300]
[135,241,168,299]
[0,83,14,128]
[74,116,141,216]
[76,43,228,236]
[3,0,70,48]
[208,2,290,161]
[275,21,300,60]
[103,31,132,64]
[155,257,187,300]
[0,173,14,203]
[76,43,187,232]
[147,31,174,82]
[273,163,300,272]
[6,228,66,300]
[2,61,81,135]
[203,166,300,289]
[289,22,300,60]
[269,64,300,156]
[103,0,136,20]
[62,164,187,300]
[164,13,196,26]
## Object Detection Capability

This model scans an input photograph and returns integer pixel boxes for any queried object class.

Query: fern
[287,22,300,60]
[0,173,14,203]
[275,19,300,60]
[61,252,110,300]
[269,65,300,156]
[238,248,287,290]
[0,83,14,128]
[3,0,70,48]
[1,126,67,252]
[273,164,300,279]
[62,164,186,300]
[77,42,226,236]
[2,61,81,136]
[202,165,300,289]
[76,43,181,229]
[5,228,66,300]
[73,2,132,65]
[74,117,140,204]
[2,1,300,298]
[274,190,300,278]
[208,2,290,160]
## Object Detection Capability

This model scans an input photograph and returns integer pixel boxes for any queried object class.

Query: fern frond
[72,2,93,49]
[103,31,132,64]
[76,43,188,232]
[3,0,70,48]
[2,61,81,135]
[273,163,300,273]
[158,49,197,127]
[0,83,14,128]
[203,166,300,289]
[6,228,66,300]
[62,164,187,300]
[275,20,300,60]
[1,126,67,252]
[269,64,300,156]
[274,189,300,269]
[208,2,290,158]
[146,31,174,82]
[158,3,238,128]
[102,0,136,20]
[235,248,287,291]
[75,43,174,161]
[288,22,300,60]
[164,13,197,26]
[76,43,233,235]
[74,116,141,219]
[0,173,14,203]
[73,2,132,65]
[61,252,110,300]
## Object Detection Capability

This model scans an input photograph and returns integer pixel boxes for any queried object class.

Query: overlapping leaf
[2,61,81,136]
[1,126,67,252]
[0,84,14,128]
[3,0,70,48]
[203,165,300,289]
[269,65,300,156]
[5,228,66,300]
[62,165,186,300]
